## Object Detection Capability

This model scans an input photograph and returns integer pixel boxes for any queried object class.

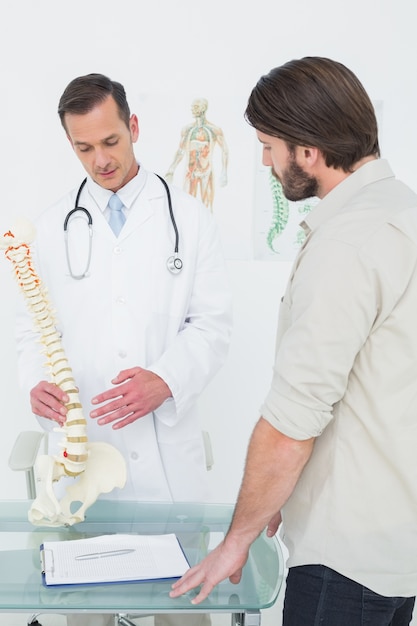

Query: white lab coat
[16,168,232,502]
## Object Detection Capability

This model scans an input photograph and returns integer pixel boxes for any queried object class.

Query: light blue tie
[108,193,126,236]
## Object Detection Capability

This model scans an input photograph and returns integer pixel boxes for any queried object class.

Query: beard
[273,155,318,202]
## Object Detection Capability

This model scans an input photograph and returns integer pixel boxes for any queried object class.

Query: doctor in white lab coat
[15,72,231,626]
[17,166,232,502]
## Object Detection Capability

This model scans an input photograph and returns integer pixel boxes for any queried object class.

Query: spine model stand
[1,219,126,526]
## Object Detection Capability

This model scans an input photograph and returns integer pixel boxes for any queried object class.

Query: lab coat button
[130,452,138,460]
[116,296,126,304]
[118,350,127,358]
[113,246,122,254]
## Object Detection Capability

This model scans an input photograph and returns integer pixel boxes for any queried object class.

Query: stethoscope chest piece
[167,255,183,274]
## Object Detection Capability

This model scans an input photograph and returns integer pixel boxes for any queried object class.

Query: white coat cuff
[153,397,179,426]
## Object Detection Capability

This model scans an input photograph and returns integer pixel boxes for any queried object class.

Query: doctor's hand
[90,367,172,429]
[169,534,249,604]
[30,381,68,426]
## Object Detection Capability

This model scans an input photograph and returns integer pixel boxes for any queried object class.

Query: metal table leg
[232,610,261,626]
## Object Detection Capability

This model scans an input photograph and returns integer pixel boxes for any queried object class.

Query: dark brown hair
[58,73,130,130]
[245,57,380,172]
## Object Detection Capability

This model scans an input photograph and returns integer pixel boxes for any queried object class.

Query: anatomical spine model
[1,219,127,526]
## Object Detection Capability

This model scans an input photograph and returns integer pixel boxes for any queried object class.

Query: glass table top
[0,500,284,613]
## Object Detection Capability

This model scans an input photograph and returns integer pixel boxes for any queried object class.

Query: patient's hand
[170,534,250,604]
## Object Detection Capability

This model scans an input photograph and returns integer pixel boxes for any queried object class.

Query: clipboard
[40,533,190,587]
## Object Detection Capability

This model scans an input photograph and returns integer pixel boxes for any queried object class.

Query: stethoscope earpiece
[167,255,183,274]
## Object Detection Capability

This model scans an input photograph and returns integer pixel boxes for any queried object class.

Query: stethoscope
[63,174,183,280]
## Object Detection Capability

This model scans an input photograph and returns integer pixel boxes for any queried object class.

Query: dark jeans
[283,565,415,626]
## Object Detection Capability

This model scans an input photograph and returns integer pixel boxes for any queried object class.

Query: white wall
[1,4,417,617]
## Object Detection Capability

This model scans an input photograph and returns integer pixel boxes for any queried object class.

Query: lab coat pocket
[155,415,209,501]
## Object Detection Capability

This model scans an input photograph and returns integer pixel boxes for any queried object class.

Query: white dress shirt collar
[84,163,147,214]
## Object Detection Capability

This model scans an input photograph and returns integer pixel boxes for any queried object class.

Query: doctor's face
[64,95,139,192]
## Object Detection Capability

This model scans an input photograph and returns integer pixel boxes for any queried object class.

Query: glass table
[0,500,284,625]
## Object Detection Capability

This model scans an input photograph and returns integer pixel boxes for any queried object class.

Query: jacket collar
[301,159,395,236]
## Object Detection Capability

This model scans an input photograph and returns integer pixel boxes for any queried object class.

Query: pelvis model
[1,219,127,526]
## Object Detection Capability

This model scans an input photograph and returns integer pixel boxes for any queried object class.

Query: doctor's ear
[130,114,139,143]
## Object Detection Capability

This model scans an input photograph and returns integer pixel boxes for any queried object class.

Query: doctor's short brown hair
[245,56,380,172]
[58,73,131,131]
